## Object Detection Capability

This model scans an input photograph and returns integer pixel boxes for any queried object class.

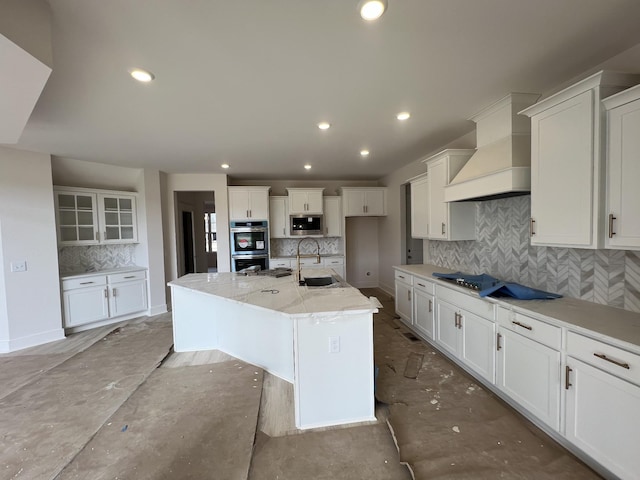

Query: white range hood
[444,93,540,202]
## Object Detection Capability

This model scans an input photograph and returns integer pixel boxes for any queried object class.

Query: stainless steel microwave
[290,215,323,236]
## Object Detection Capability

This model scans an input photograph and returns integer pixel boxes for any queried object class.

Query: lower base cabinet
[394,275,413,325]
[413,286,434,339]
[62,269,147,329]
[497,327,561,429]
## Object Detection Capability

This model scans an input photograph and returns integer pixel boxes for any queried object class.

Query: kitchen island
[168,269,378,430]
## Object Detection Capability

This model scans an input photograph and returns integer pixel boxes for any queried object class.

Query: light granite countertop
[169,268,378,318]
[60,266,147,280]
[394,264,640,352]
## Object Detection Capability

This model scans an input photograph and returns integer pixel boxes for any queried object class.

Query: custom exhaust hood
[444,93,540,202]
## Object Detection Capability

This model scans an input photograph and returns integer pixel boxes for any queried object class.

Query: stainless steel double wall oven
[230,220,269,271]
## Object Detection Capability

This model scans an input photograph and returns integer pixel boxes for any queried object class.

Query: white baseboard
[149,304,168,316]
[0,328,66,353]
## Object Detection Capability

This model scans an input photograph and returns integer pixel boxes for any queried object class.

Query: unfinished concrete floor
[1,290,603,479]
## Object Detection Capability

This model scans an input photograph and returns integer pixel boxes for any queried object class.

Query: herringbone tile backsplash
[428,195,640,313]
[58,245,137,273]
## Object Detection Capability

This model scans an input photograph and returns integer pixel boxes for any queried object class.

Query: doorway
[404,183,423,265]
[175,191,216,277]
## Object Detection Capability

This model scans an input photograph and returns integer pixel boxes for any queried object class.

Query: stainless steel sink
[303,276,348,288]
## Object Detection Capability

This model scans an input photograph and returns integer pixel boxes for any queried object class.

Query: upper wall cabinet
[410,174,429,239]
[603,84,640,250]
[323,196,342,237]
[269,196,289,238]
[520,71,640,249]
[228,186,270,221]
[54,187,138,246]
[341,187,387,217]
[423,150,476,241]
[287,188,324,215]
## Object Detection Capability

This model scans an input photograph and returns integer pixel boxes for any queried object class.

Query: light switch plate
[329,335,340,353]
[10,260,27,272]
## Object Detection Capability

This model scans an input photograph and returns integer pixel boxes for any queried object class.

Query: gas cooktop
[432,272,501,291]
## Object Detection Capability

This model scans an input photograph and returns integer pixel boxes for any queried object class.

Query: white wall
[162,173,229,306]
[230,179,378,196]
[345,217,379,288]
[377,132,475,294]
[0,146,64,351]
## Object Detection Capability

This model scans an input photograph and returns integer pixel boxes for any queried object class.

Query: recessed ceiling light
[358,0,387,21]
[360,150,370,157]
[130,68,155,83]
[396,111,411,121]
[317,122,331,130]
[221,163,230,169]
[304,164,312,170]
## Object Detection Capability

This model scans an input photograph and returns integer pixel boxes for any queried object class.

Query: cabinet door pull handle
[565,365,572,390]
[530,218,536,237]
[441,222,445,235]
[594,352,630,369]
[512,320,533,331]
[407,290,411,301]
[80,281,94,285]
[497,333,502,351]
[124,275,135,279]
[104,288,108,298]
[417,283,425,287]
[112,288,117,297]
[428,299,432,313]
[608,214,617,238]
[398,275,405,279]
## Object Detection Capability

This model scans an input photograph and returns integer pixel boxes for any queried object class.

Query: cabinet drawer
[567,331,640,385]
[497,309,561,350]
[394,270,413,285]
[62,275,107,291]
[108,270,146,284]
[323,257,344,266]
[271,259,293,268]
[436,285,494,320]
[413,277,435,295]
[298,257,323,267]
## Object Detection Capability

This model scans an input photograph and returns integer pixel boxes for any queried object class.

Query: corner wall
[0,146,64,351]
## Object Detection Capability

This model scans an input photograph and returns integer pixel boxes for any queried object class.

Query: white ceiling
[13,0,640,180]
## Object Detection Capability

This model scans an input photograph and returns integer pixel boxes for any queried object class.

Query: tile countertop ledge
[168,269,377,318]
[60,266,147,280]
[395,264,640,353]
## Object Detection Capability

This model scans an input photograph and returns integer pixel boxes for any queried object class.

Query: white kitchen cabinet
[61,268,148,330]
[228,186,270,220]
[269,196,289,238]
[412,279,434,339]
[435,286,496,383]
[270,258,293,269]
[98,193,137,243]
[323,257,345,279]
[603,84,640,250]
[341,187,387,217]
[496,307,561,430]
[520,70,639,249]
[55,189,100,245]
[287,188,324,215]
[55,187,138,246]
[565,331,640,480]
[410,174,429,238]
[323,196,342,237]
[62,277,109,327]
[423,150,476,241]
[394,271,413,325]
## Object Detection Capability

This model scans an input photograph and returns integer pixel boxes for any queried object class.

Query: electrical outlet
[10,260,27,273]
[329,335,340,353]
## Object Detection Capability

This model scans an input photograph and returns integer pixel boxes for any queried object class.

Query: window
[204,212,217,252]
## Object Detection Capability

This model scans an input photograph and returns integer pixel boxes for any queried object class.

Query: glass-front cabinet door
[98,194,138,243]
[54,191,99,245]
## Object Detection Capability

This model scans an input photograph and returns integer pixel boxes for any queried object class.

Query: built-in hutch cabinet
[603,83,640,250]
[228,186,270,221]
[422,150,476,241]
[287,188,324,215]
[409,174,429,238]
[520,70,640,249]
[341,187,387,217]
[393,266,640,479]
[54,187,138,246]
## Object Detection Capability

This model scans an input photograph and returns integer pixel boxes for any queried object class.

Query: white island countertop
[168,268,378,318]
